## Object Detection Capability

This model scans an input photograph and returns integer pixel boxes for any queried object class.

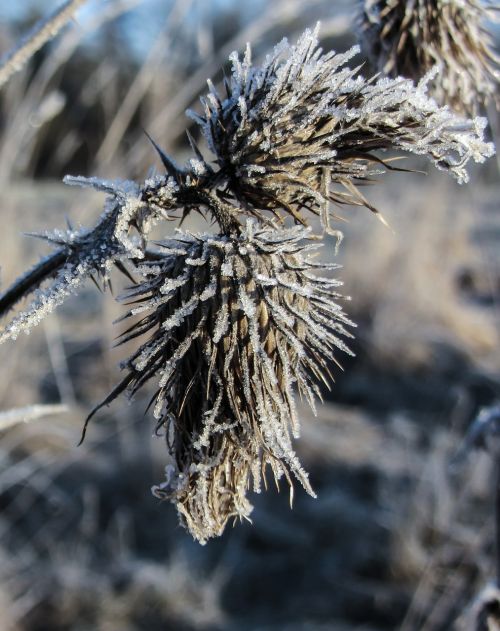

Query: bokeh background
[0,1,499,629]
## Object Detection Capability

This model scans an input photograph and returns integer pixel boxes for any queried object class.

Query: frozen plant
[358,0,500,116]
[96,223,354,543]
[0,26,495,542]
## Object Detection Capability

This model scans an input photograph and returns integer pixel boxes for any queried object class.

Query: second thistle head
[359,0,500,116]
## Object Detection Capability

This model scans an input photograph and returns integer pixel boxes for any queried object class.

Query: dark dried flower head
[189,24,494,231]
[95,222,353,542]
[359,0,500,116]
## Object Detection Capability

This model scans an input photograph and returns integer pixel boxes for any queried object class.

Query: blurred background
[0,1,499,629]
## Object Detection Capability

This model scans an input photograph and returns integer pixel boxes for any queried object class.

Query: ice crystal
[89,222,353,543]
[0,169,211,335]
[0,176,163,340]
[359,0,500,116]
[0,203,124,341]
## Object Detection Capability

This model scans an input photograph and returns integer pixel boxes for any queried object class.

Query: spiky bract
[102,222,353,542]
[359,0,500,116]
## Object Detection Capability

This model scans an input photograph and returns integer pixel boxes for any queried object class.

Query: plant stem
[496,462,500,588]
[0,0,87,90]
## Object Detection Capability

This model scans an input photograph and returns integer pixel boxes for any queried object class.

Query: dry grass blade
[95,0,196,170]
[0,405,69,433]
[0,0,87,91]
[0,0,146,184]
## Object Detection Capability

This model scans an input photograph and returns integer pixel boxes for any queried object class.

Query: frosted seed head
[99,222,352,543]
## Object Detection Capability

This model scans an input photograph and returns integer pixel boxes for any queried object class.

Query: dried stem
[0,404,68,432]
[496,463,500,588]
[0,0,87,91]
[0,250,66,318]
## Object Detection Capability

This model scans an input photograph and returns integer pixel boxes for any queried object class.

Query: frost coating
[0,188,141,342]
[0,204,123,342]
[0,25,494,343]
[186,24,494,232]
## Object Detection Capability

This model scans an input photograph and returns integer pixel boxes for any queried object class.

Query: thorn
[186,129,212,173]
[23,231,67,246]
[145,389,161,417]
[143,128,182,181]
[376,211,395,233]
[78,376,134,446]
[222,68,231,99]
[89,274,102,293]
[114,260,136,284]
[179,207,190,227]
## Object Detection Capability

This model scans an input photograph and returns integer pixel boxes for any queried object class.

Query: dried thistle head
[359,0,500,116]
[92,222,353,542]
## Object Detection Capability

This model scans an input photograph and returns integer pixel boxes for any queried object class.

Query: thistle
[0,26,493,339]
[190,24,494,233]
[0,26,495,542]
[359,0,500,116]
[88,223,353,543]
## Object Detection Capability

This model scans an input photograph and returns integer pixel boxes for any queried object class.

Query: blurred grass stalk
[0,404,68,432]
[0,0,87,90]
[0,0,148,184]
[124,0,351,173]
